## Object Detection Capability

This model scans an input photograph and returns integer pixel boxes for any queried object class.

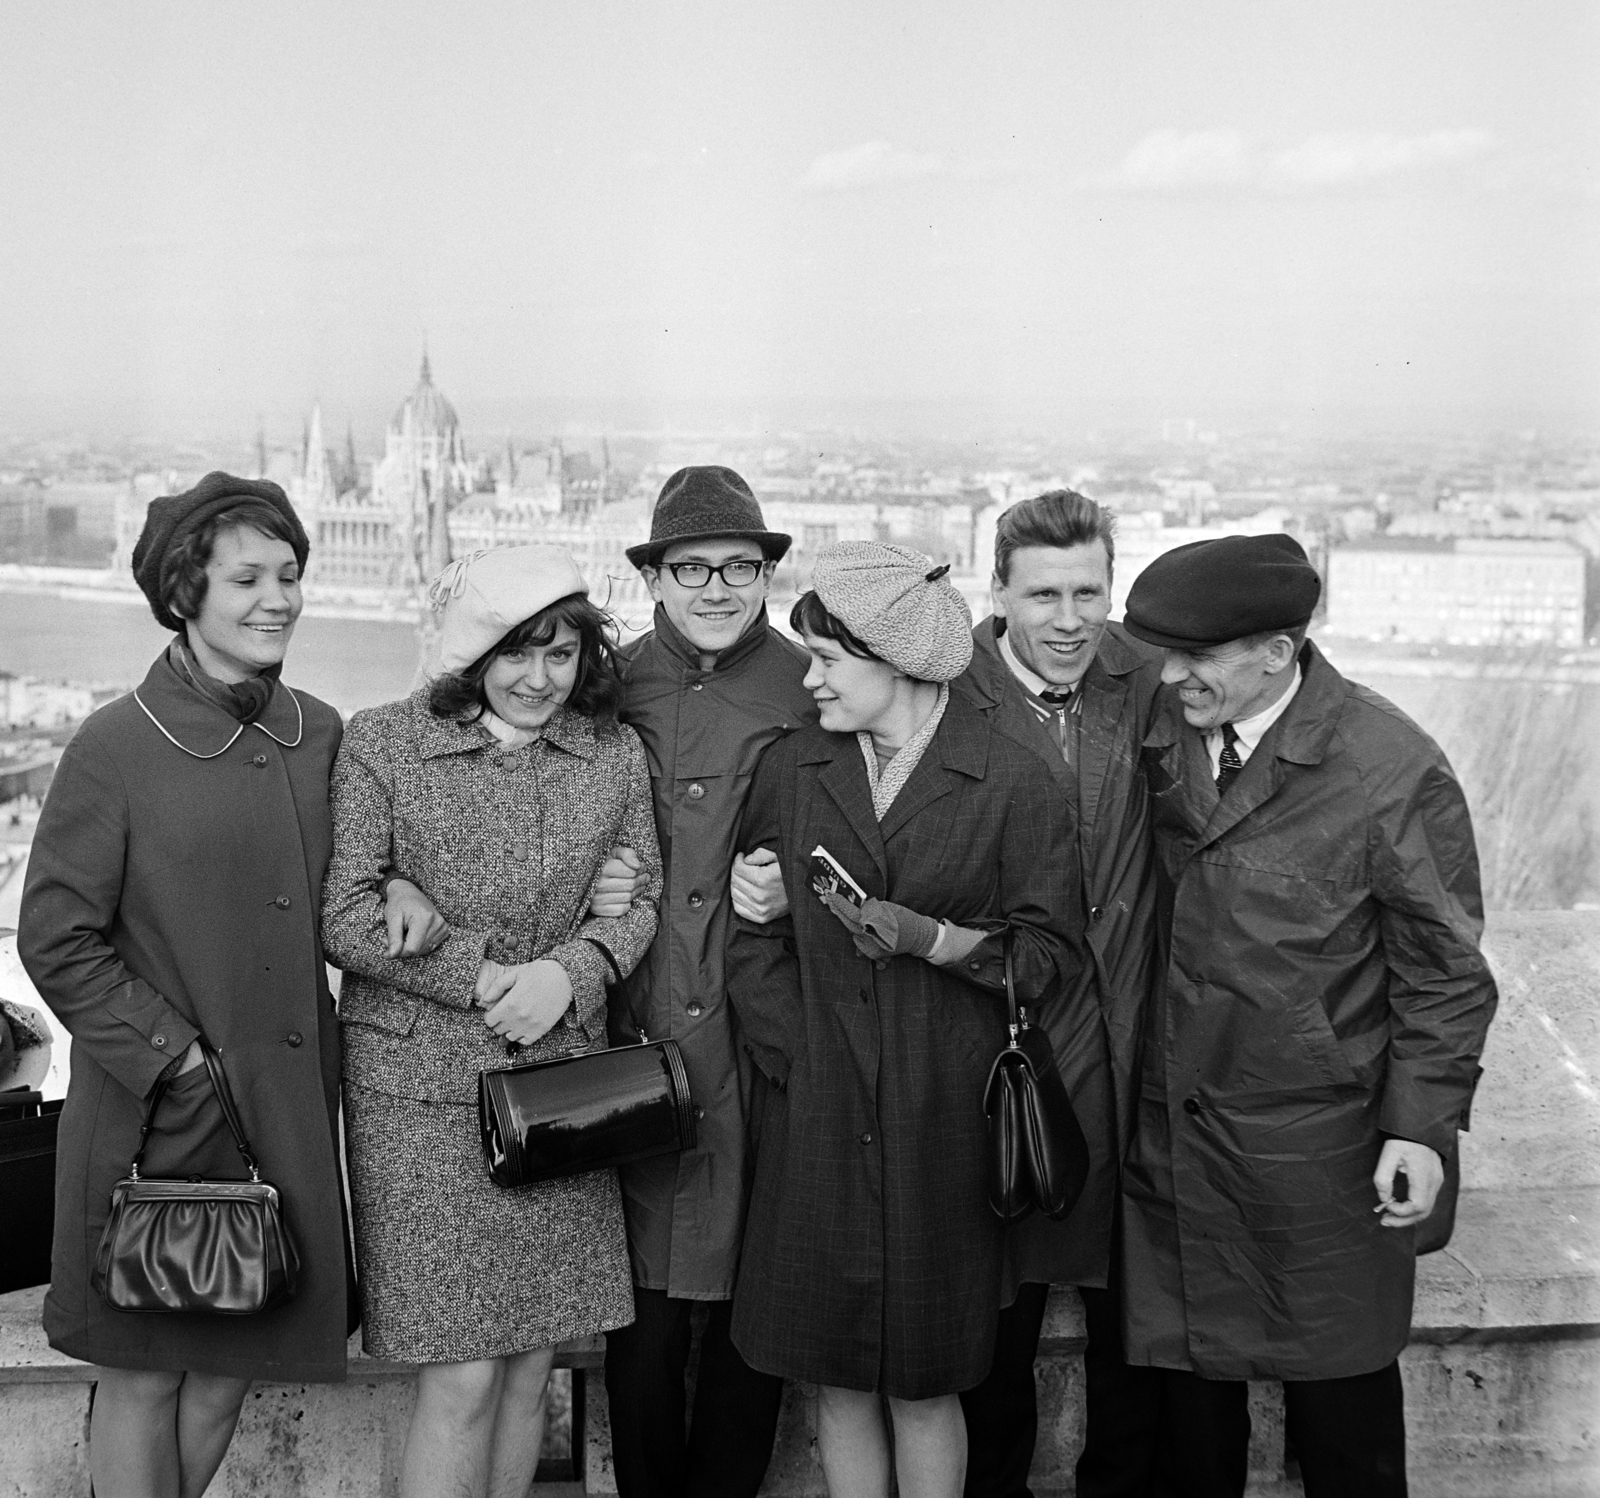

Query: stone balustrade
[2,910,1597,1495]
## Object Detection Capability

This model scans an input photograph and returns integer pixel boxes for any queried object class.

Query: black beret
[625,465,791,569]
[1123,533,1321,650]
[132,471,311,633]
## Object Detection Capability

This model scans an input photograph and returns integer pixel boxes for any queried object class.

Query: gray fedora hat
[625,466,792,569]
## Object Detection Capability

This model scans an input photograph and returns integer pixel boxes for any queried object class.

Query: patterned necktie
[1215,721,1243,795]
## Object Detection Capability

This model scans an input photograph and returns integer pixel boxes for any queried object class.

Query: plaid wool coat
[726,694,1086,1398]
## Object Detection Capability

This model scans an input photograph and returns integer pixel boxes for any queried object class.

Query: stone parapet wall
[2,909,1597,1494]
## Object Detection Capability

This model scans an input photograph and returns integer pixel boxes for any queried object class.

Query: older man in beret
[1119,533,1497,1497]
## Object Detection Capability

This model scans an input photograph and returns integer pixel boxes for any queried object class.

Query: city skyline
[1,1,1596,443]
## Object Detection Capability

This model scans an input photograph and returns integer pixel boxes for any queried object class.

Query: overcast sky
[2,0,1596,442]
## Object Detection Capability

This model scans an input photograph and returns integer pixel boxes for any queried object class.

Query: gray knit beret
[810,542,973,682]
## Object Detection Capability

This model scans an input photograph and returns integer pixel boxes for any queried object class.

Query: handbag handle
[129,1040,264,1183]
[1002,926,1021,1044]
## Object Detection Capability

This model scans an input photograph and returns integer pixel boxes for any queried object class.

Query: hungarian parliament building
[286,355,649,607]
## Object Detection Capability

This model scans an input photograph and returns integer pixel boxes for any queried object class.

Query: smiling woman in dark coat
[19,475,352,1498]
[727,544,1084,1498]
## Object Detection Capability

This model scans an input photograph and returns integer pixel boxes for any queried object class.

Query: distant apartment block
[1327,538,1586,647]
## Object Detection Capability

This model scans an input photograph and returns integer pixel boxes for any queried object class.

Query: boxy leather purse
[982,928,1090,1222]
[92,1041,299,1314]
[479,1030,697,1188]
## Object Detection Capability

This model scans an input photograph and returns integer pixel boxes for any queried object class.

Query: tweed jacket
[321,690,662,1105]
[953,617,1163,1290]
[19,651,350,1381]
[1123,641,1497,1380]
[726,695,1087,1398]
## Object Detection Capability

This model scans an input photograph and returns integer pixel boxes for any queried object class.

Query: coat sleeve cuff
[548,938,609,1042]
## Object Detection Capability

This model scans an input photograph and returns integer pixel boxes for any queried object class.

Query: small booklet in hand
[810,844,868,913]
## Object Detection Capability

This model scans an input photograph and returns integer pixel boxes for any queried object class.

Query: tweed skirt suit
[321,690,662,1362]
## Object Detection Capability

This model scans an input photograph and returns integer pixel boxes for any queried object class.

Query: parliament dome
[392,352,460,437]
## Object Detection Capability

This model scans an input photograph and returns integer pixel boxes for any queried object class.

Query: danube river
[0,589,422,713]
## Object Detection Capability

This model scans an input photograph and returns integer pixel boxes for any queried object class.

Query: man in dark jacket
[1121,534,1497,1498]
[602,466,816,1498]
[951,490,1165,1498]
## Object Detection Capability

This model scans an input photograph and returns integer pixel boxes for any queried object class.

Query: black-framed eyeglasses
[661,560,766,588]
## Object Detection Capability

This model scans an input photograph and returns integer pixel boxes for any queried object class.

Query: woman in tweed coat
[321,546,662,1498]
[727,546,1083,1498]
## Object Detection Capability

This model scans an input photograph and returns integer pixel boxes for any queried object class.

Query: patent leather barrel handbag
[92,1042,299,1315]
[479,1036,697,1188]
[982,930,1090,1222]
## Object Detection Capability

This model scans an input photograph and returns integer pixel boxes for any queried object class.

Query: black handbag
[479,1033,697,1188]
[982,930,1090,1222]
[92,1042,299,1314]
[0,1088,62,1294]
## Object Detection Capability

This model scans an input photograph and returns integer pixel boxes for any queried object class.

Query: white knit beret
[430,545,590,673]
[810,542,973,682]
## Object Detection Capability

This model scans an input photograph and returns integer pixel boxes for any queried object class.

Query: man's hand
[591,846,645,919]
[1374,1137,1445,1228]
[731,848,789,924]
[383,877,449,958]
[482,961,574,1046]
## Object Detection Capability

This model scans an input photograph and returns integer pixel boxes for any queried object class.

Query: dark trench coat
[18,652,350,1381]
[1123,641,1498,1381]
[953,617,1163,1292]
[726,695,1086,1398]
[613,609,816,1299]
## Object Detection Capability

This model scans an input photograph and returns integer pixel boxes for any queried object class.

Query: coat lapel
[816,747,890,887]
[879,697,990,844]
[1077,662,1128,841]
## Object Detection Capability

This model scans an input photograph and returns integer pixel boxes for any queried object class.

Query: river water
[0,589,423,714]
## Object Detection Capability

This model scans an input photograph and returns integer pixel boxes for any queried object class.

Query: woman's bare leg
[401,1358,506,1498]
[815,1383,893,1498]
[886,1392,967,1498]
[90,1368,183,1498]
[486,1346,557,1498]
[175,1372,251,1498]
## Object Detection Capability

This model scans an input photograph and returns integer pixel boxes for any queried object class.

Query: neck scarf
[171,638,280,724]
[857,683,950,821]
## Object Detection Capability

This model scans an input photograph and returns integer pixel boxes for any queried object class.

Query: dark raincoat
[725,696,1086,1398]
[18,652,350,1381]
[1123,641,1497,1381]
[953,618,1163,1291]
[613,608,815,1299]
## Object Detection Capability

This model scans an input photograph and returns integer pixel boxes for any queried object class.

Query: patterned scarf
[857,683,950,822]
[170,638,280,724]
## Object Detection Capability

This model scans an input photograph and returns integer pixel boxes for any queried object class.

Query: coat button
[686,1001,703,1018]
[859,1131,873,1145]
[152,1034,167,1049]
[967,960,982,971]
[511,840,530,862]
[252,753,269,768]
[691,682,705,691]
[687,782,705,800]
[688,892,704,909]
[274,895,291,909]
[1183,1097,1201,1116]
[1090,905,1104,923]
[285,1031,303,1047]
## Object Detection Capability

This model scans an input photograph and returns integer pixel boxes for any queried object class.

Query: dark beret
[1123,533,1321,650]
[132,471,311,633]
[625,465,791,569]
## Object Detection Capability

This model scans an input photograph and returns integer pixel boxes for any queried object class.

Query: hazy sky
[2,0,1596,441]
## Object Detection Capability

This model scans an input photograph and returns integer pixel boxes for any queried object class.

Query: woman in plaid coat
[726,546,1084,1498]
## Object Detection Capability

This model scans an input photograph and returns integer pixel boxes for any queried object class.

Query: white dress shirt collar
[1205,663,1302,775]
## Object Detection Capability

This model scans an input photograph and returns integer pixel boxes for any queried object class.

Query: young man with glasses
[600,466,816,1498]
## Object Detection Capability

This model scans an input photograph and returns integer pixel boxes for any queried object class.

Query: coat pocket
[339,987,423,1039]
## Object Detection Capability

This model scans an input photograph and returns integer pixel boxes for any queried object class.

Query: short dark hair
[428,592,624,727]
[789,590,883,663]
[160,499,304,624]
[993,489,1116,585]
